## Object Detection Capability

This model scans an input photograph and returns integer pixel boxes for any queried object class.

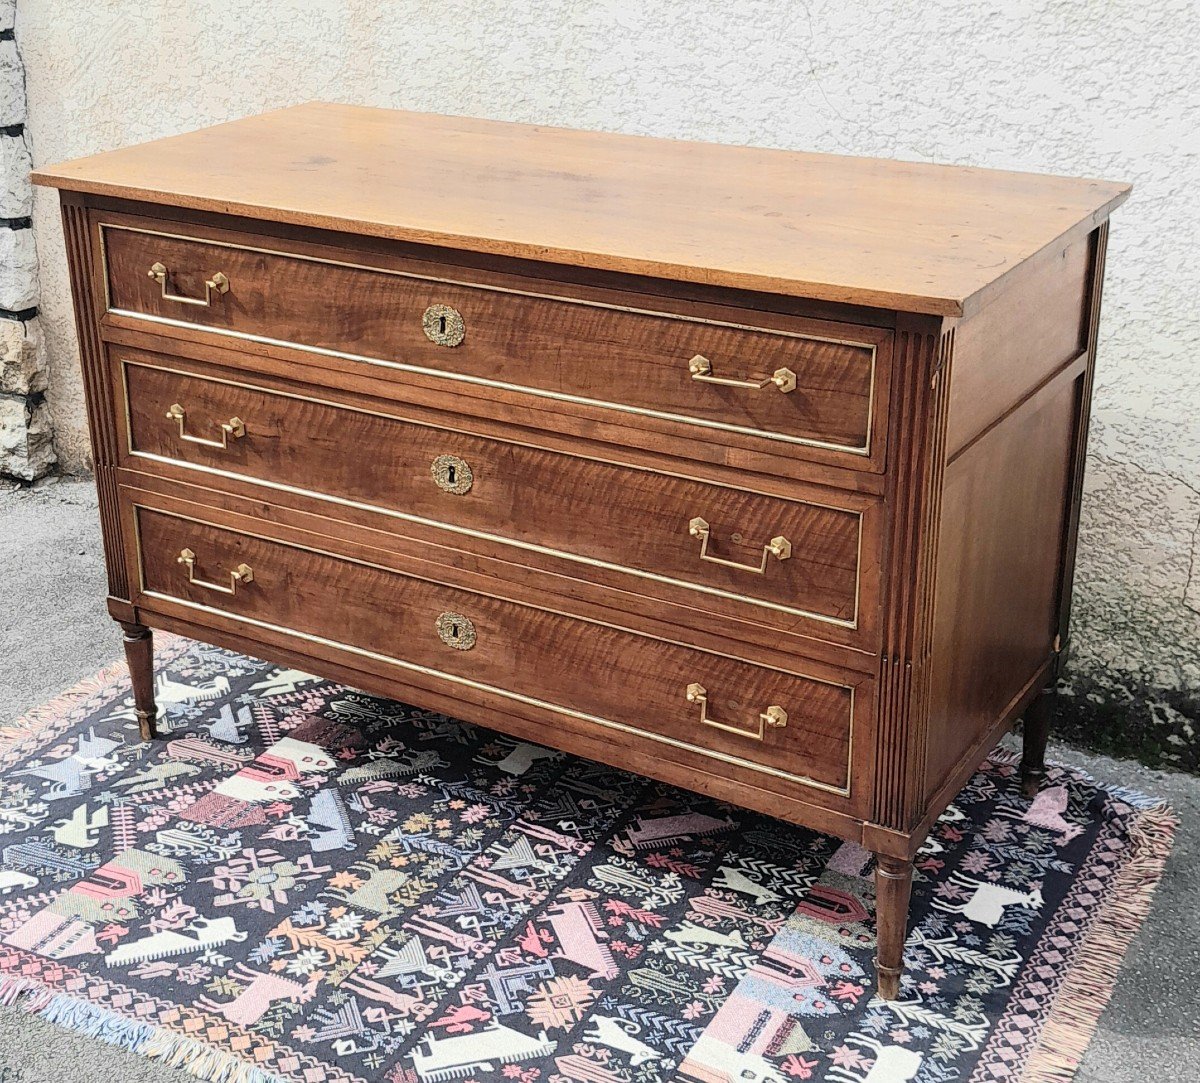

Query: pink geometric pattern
[0,639,1176,1082]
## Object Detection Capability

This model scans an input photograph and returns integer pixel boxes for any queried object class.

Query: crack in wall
[1087,452,1200,614]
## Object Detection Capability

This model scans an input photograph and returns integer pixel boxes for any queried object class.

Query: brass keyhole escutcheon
[436,611,476,650]
[422,303,465,347]
[431,454,473,495]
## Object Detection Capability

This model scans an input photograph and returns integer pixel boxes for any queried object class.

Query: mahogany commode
[34,103,1128,999]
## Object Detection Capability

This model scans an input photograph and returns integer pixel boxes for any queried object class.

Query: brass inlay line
[129,504,854,802]
[119,358,865,629]
[129,501,858,684]
[99,221,878,456]
[149,584,856,797]
[120,355,865,512]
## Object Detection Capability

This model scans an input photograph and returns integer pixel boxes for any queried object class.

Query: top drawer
[99,218,891,470]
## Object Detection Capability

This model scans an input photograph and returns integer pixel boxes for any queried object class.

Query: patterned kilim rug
[0,636,1176,1083]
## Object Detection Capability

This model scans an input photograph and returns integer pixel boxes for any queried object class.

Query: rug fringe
[0,975,285,1083]
[0,657,131,746]
[1020,800,1179,1082]
[0,632,187,751]
[1,665,1177,1083]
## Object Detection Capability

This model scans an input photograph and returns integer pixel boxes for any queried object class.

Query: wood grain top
[34,102,1130,316]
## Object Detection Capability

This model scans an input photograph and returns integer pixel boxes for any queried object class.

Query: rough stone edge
[0,7,54,483]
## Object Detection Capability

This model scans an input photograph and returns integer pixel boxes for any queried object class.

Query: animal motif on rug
[0,647,1176,1083]
[49,801,108,849]
[932,873,1045,928]
[15,727,122,800]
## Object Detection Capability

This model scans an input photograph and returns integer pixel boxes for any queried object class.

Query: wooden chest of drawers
[34,103,1128,998]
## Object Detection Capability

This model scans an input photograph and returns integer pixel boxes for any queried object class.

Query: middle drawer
[115,349,880,648]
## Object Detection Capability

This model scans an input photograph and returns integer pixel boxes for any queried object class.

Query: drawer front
[102,220,887,463]
[119,352,876,640]
[128,500,863,803]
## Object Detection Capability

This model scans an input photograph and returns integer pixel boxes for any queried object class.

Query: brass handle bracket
[686,682,787,741]
[148,261,230,307]
[177,548,253,595]
[688,517,791,574]
[165,403,246,449]
[689,354,797,394]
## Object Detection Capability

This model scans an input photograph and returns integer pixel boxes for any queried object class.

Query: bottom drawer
[125,495,869,808]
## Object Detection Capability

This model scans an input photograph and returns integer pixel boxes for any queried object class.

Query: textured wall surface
[15,0,1200,760]
[0,0,53,480]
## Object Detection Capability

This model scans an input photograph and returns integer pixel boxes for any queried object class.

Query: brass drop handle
[688,517,791,574]
[177,548,253,595]
[148,261,230,307]
[686,683,787,741]
[165,403,246,449]
[688,354,797,394]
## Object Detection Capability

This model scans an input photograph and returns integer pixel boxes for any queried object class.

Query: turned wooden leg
[120,621,158,741]
[875,855,913,1001]
[1020,684,1055,799]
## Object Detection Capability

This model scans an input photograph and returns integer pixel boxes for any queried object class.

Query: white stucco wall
[14,1,1200,712]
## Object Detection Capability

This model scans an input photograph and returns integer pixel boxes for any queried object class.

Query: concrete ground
[0,477,1196,1083]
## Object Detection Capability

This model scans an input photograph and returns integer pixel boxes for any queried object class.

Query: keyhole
[423,305,464,348]
[437,611,474,649]
[446,463,456,484]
